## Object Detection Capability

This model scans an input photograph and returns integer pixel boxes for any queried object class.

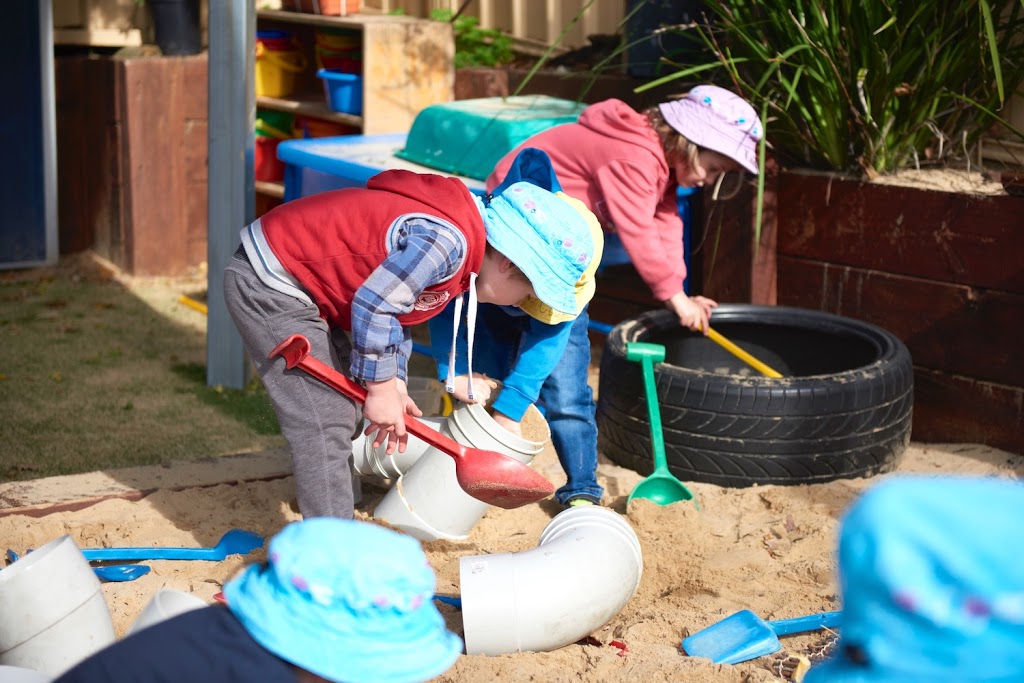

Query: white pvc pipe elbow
[459,505,643,655]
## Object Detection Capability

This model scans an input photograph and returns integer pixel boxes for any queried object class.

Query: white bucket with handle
[373,399,549,540]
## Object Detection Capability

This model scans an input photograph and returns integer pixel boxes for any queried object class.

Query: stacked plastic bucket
[255,111,294,183]
[255,30,307,98]
[315,27,363,115]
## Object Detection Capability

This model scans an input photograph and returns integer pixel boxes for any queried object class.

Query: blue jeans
[474,305,603,505]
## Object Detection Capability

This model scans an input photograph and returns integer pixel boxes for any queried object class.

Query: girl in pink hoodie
[487,84,762,331]
[468,85,762,507]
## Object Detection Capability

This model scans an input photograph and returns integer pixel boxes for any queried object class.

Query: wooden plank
[776,171,1024,292]
[361,20,453,134]
[255,180,285,198]
[696,184,756,303]
[256,94,361,127]
[119,56,191,275]
[912,367,1024,453]
[53,27,142,47]
[0,449,291,518]
[979,137,1024,166]
[778,256,1024,387]
[55,56,123,259]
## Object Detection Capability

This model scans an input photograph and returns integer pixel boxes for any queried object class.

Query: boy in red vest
[223,149,594,520]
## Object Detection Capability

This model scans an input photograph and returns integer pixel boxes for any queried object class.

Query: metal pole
[206,0,254,388]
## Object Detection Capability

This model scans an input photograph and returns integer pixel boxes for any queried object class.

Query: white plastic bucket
[0,536,116,677]
[127,589,208,636]
[0,665,53,683]
[373,400,549,541]
[351,416,447,478]
[459,505,643,655]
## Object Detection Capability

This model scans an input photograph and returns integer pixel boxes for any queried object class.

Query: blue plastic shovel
[5,549,150,582]
[433,595,462,609]
[79,529,264,562]
[683,609,842,664]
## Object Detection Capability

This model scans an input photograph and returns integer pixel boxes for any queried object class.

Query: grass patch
[172,362,281,436]
[0,255,285,482]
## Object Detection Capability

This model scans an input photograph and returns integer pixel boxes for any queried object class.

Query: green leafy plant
[640,0,1024,177]
[432,8,515,69]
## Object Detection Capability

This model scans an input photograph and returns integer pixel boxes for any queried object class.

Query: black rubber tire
[596,305,914,487]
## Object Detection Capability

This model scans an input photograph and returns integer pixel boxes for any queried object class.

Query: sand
[2,436,1022,682]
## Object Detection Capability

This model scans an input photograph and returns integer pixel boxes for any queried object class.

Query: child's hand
[363,378,411,455]
[492,411,522,437]
[449,373,495,404]
[666,292,718,333]
[396,378,424,420]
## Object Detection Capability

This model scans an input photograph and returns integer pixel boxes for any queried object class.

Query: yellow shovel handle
[706,327,783,378]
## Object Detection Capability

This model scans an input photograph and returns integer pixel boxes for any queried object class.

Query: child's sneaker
[565,496,599,508]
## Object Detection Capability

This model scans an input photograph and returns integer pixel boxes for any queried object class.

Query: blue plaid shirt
[350,217,464,383]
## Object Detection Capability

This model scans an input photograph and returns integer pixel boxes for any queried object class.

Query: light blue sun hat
[805,475,1024,683]
[224,518,462,683]
[478,148,594,317]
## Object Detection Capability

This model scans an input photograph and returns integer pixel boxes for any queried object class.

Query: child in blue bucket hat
[55,518,462,683]
[223,149,594,520]
[805,475,1024,683]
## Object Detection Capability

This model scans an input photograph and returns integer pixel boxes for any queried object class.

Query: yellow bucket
[255,42,308,98]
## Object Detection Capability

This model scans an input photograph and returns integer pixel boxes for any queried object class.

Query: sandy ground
[3,435,1022,682]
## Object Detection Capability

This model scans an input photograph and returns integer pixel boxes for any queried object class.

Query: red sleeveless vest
[259,171,487,330]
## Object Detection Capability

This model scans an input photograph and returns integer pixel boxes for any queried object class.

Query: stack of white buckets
[0,537,207,680]
[356,395,644,655]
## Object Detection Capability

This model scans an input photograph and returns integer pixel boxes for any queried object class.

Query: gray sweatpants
[223,248,359,519]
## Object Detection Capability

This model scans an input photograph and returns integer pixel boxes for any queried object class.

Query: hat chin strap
[445,272,479,402]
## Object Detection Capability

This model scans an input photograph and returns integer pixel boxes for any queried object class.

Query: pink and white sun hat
[658,85,762,175]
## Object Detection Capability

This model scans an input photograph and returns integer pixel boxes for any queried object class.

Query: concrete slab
[0,448,292,518]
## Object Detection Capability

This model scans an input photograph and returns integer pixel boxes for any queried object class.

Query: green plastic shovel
[625,342,696,507]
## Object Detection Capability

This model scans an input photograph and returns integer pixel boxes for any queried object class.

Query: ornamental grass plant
[641,0,1024,177]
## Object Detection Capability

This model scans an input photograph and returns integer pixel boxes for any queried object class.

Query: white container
[459,506,643,655]
[0,665,53,683]
[0,536,116,677]
[373,401,549,541]
[351,416,447,478]
[127,589,208,636]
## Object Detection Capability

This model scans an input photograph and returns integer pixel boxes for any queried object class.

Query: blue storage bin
[317,69,362,115]
[276,134,487,202]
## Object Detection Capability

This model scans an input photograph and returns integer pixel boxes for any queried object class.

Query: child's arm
[595,160,686,300]
[489,314,573,432]
[351,218,463,453]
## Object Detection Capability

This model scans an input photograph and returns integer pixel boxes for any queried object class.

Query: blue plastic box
[277,134,488,202]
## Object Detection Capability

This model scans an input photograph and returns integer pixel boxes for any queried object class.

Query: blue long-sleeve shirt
[428,303,573,421]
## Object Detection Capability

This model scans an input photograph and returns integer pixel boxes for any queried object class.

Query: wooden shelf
[256,9,453,136]
[256,94,361,127]
[256,9,425,29]
[54,27,142,47]
[255,180,285,199]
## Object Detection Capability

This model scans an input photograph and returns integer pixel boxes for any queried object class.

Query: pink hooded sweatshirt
[486,99,684,302]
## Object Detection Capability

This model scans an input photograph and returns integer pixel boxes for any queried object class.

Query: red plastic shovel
[269,334,555,509]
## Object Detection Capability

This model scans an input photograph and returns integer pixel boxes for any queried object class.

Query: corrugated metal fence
[361,0,626,52]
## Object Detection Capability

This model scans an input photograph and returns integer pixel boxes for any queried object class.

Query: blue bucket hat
[224,518,462,683]
[486,147,603,324]
[479,148,594,317]
[805,476,1024,683]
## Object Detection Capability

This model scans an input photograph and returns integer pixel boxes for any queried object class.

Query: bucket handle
[256,43,309,73]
